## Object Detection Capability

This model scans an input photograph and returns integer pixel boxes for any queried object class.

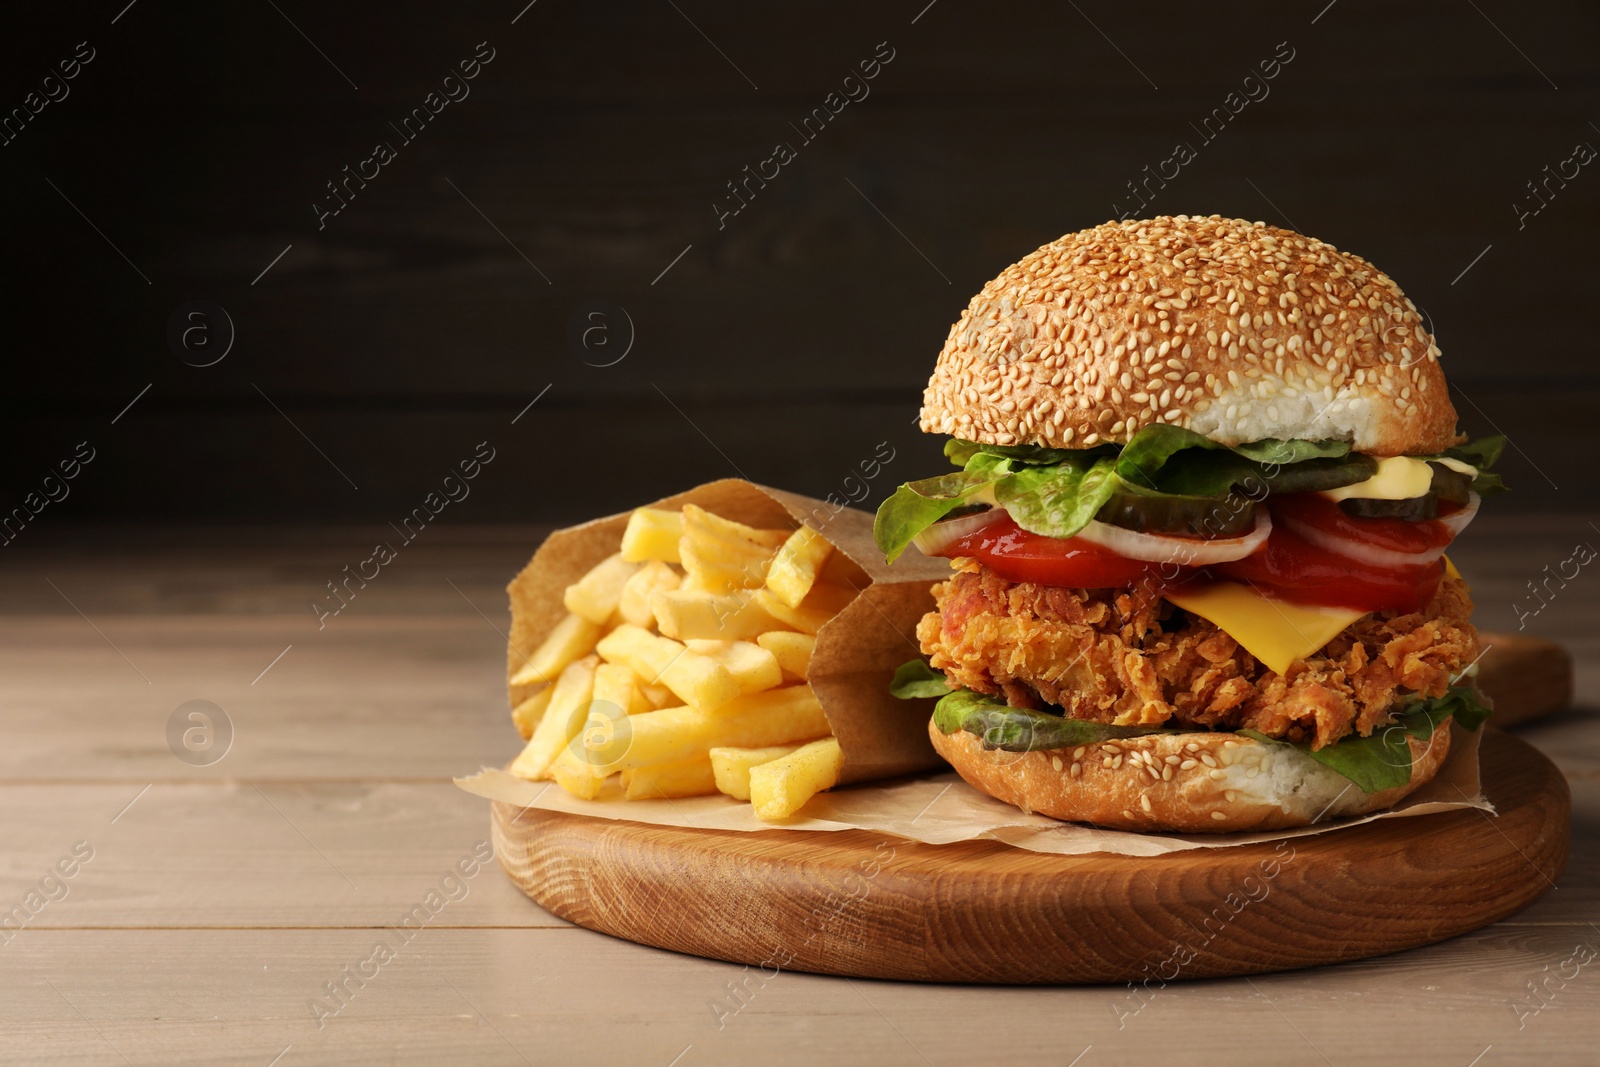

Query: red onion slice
[1073,509,1273,564]
[1280,494,1479,568]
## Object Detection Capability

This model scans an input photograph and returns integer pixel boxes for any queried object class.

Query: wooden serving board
[1475,631,1573,729]
[493,729,1569,984]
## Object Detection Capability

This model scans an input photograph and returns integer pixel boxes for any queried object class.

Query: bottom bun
[928,717,1452,833]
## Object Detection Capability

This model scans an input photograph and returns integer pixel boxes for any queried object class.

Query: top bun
[920,215,1460,456]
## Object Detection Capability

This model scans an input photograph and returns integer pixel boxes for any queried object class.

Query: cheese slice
[1164,582,1364,676]
[1322,456,1435,501]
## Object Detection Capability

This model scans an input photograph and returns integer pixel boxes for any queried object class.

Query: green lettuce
[874,425,1504,563]
[872,471,998,563]
[930,688,1170,751]
[1421,434,1508,498]
[994,457,1120,539]
[1241,685,1491,793]
[893,657,1492,796]
[888,659,954,699]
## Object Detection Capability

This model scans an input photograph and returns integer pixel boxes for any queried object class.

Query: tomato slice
[929,514,1188,587]
[1271,492,1459,555]
[928,502,1445,612]
[1212,518,1442,613]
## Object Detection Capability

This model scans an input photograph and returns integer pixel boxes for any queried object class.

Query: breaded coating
[917,562,1479,749]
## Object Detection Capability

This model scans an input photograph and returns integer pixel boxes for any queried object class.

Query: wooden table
[4,518,1595,1065]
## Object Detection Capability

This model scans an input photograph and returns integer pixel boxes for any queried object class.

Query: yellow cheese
[1435,457,1478,478]
[1322,456,1435,501]
[1163,582,1365,676]
[1443,554,1466,588]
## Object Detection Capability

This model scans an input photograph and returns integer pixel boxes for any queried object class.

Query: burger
[877,215,1502,832]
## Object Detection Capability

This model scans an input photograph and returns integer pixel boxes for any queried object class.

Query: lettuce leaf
[875,427,1505,565]
[930,689,1168,751]
[913,669,1492,796]
[888,659,954,699]
[873,471,999,563]
[1421,434,1508,498]
[1240,685,1492,793]
[994,457,1120,539]
[943,438,1089,468]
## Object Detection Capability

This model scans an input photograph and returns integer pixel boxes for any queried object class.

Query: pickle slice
[1338,464,1472,521]
[1339,495,1438,521]
[1428,463,1473,505]
[1095,486,1258,537]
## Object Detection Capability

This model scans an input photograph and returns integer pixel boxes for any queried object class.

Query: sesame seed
[1140,795,1153,812]
[1211,811,1227,821]
[916,215,1445,450]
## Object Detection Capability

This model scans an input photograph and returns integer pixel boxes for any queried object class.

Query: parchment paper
[458,722,1491,857]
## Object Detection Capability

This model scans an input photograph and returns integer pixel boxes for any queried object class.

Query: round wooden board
[492,729,1569,984]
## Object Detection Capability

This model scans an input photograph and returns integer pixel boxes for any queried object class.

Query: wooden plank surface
[1,522,1597,1064]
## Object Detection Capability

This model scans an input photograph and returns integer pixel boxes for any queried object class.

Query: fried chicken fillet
[917,560,1479,750]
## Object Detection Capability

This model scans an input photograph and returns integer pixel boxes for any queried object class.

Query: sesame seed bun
[928,716,1452,833]
[920,215,1460,457]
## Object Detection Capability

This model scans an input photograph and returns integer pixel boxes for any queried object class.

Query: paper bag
[504,478,953,784]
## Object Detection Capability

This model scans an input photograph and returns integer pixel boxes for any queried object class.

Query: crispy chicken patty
[917,562,1479,749]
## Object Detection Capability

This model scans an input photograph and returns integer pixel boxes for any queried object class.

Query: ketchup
[1270,492,1462,555]
[933,514,1183,588]
[1210,518,1443,613]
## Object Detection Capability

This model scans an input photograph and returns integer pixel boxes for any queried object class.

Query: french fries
[508,504,857,820]
[592,662,650,717]
[685,639,783,695]
[651,588,790,641]
[510,686,553,741]
[597,625,741,710]
[620,508,684,563]
[509,655,597,780]
[622,758,718,800]
[710,743,806,800]
[766,526,833,608]
[617,561,680,628]
[750,737,844,820]
[755,632,814,682]
[509,612,602,687]
[562,554,640,624]
[589,686,830,773]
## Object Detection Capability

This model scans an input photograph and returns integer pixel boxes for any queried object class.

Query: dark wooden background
[3,0,1596,527]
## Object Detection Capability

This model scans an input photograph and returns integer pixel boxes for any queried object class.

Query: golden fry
[749,737,843,821]
[755,631,814,682]
[622,758,718,800]
[510,613,602,688]
[765,526,833,608]
[510,655,597,780]
[563,553,641,625]
[710,743,806,800]
[620,508,684,563]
